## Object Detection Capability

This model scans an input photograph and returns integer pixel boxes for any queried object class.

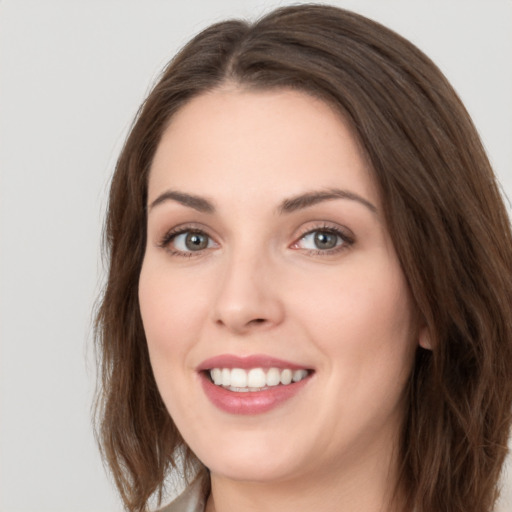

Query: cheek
[138,260,210,361]
[291,253,415,374]
[138,260,211,423]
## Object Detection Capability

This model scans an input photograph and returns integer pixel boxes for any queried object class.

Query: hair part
[95,5,512,511]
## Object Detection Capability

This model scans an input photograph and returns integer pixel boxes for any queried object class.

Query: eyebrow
[148,187,377,215]
[278,188,377,215]
[148,190,215,213]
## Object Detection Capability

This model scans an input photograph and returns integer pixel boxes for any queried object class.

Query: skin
[139,87,423,512]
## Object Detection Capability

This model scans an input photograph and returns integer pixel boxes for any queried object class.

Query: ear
[418,324,432,350]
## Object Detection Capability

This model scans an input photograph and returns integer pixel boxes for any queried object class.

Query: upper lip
[197,354,312,371]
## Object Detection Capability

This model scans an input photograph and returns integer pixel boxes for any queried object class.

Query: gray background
[1,1,511,510]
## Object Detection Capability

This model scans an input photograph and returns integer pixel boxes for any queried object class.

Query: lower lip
[200,373,311,415]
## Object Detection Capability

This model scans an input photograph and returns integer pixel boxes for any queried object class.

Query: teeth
[211,368,222,385]
[266,368,281,387]
[230,368,247,388]
[221,368,231,386]
[208,367,309,390]
[293,369,308,382]
[247,368,266,388]
[280,369,292,385]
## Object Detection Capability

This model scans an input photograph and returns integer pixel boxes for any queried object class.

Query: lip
[197,353,310,371]
[200,373,311,415]
[197,354,313,415]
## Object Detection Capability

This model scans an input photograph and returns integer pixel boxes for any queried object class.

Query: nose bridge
[212,239,284,333]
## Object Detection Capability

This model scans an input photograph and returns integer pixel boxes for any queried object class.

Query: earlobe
[418,326,432,350]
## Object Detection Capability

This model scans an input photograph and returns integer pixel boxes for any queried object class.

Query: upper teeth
[209,367,308,390]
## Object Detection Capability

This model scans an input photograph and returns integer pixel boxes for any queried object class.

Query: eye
[174,231,212,251]
[301,230,340,250]
[292,226,354,254]
[159,228,217,256]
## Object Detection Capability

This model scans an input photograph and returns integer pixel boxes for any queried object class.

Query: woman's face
[139,88,420,484]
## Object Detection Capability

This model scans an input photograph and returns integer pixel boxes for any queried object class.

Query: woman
[94,5,512,512]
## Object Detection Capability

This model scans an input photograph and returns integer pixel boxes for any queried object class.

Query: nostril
[247,318,267,325]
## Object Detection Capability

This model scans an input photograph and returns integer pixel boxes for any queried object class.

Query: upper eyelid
[156,224,216,247]
[293,221,354,240]
[159,222,214,237]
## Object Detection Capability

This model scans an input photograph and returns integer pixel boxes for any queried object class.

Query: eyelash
[157,223,354,258]
[292,223,355,256]
[157,225,213,258]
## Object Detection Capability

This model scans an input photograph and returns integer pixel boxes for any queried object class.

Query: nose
[212,250,285,335]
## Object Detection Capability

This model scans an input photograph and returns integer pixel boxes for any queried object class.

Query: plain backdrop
[0,1,511,511]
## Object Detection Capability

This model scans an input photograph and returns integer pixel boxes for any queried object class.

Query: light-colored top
[157,476,207,512]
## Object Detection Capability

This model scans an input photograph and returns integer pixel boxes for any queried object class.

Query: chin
[189,428,307,483]
[207,456,301,483]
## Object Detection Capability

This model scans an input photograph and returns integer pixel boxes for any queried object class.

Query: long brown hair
[95,5,512,511]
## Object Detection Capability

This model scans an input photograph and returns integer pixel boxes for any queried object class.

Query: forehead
[148,87,377,207]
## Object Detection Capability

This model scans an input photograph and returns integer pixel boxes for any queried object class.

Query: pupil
[314,231,337,249]
[185,233,208,251]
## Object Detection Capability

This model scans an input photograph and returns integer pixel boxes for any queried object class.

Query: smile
[209,367,309,391]
[198,354,314,414]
